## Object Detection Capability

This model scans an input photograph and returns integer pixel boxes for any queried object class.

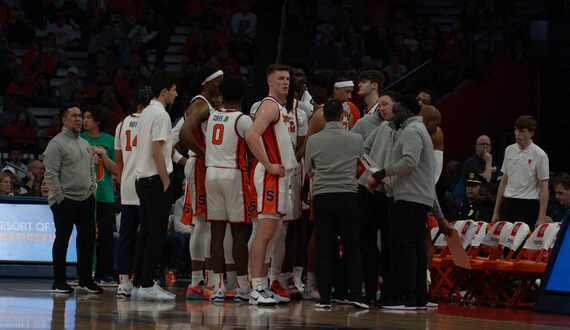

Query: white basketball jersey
[205,110,248,170]
[259,97,297,170]
[363,101,379,117]
[189,94,216,142]
[114,114,141,205]
[281,99,302,150]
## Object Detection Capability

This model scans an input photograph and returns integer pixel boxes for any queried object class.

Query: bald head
[27,160,45,177]
[475,135,491,157]
[419,105,441,135]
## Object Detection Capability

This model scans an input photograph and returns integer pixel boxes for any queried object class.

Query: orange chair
[479,222,531,306]
[506,223,560,308]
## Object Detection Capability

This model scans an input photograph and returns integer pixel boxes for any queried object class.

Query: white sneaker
[294,278,305,292]
[269,288,290,304]
[234,288,250,302]
[249,286,277,305]
[210,288,225,302]
[131,287,139,300]
[301,285,320,301]
[117,281,133,298]
[137,283,176,301]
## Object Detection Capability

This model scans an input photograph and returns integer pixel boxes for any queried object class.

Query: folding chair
[480,221,530,306]
[507,223,560,308]
[452,221,514,304]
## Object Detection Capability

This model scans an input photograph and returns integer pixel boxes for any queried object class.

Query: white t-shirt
[115,114,141,205]
[135,100,173,179]
[502,142,549,200]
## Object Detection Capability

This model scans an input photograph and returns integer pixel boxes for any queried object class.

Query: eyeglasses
[476,143,491,147]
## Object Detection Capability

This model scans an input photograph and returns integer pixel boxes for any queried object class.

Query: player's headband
[334,81,354,88]
[202,70,224,86]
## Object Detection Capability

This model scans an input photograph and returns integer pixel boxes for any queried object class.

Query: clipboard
[445,229,472,269]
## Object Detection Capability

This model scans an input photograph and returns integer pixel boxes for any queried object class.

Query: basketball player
[115,86,153,298]
[245,64,298,305]
[358,70,384,117]
[204,77,252,302]
[179,65,223,299]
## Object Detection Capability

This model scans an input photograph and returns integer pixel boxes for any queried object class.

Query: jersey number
[212,124,224,145]
[125,130,138,151]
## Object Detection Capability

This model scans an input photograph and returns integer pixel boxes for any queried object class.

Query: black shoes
[52,282,74,294]
[78,281,104,294]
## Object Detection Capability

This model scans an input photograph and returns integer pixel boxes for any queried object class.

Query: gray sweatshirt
[305,121,363,195]
[361,120,394,193]
[43,127,97,206]
[385,116,435,208]
[351,113,383,142]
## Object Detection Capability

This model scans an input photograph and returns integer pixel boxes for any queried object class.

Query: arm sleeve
[43,142,64,203]
[536,151,550,181]
[236,115,253,139]
[385,128,423,176]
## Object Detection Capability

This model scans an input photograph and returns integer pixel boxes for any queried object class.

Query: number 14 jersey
[114,113,140,205]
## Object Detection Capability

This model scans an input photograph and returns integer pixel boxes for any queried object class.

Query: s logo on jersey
[266,190,275,202]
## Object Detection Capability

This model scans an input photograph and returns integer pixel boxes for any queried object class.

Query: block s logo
[266,190,275,202]
[198,194,206,205]
[184,203,192,214]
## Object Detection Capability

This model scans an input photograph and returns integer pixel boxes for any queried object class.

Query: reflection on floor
[1,279,570,329]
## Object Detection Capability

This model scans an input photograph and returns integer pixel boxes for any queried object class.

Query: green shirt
[80,131,116,203]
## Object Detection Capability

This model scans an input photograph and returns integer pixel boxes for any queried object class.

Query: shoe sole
[186,293,210,300]
[248,299,277,306]
[350,302,370,309]
[52,289,73,294]
[116,293,131,298]
[78,287,103,294]
[381,305,406,310]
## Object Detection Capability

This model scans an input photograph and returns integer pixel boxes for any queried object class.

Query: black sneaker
[78,281,103,294]
[52,282,74,294]
[315,300,331,309]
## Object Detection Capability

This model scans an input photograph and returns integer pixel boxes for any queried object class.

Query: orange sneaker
[270,280,291,303]
[186,282,212,300]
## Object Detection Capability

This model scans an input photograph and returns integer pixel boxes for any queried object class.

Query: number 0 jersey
[114,113,140,205]
[205,109,251,170]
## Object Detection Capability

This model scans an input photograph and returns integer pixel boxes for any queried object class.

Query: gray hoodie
[43,127,97,206]
[385,116,435,207]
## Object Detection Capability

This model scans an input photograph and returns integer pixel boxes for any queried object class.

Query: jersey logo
[198,194,206,205]
[266,190,275,202]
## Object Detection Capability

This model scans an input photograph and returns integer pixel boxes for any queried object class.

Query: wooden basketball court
[1,279,570,329]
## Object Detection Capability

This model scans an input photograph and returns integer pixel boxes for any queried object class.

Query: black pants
[357,185,388,300]
[313,192,362,302]
[500,197,539,229]
[383,197,397,303]
[51,196,95,284]
[116,204,140,275]
[95,201,115,279]
[134,175,172,288]
[393,200,430,306]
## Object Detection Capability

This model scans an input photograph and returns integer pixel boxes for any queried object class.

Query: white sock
[191,271,203,287]
[268,267,281,283]
[237,275,249,291]
[205,269,214,287]
[306,272,316,287]
[226,271,237,290]
[293,266,303,282]
[252,277,266,290]
[119,274,131,285]
[213,273,224,290]
[279,272,290,286]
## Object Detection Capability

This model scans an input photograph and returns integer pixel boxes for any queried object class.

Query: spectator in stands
[22,40,56,78]
[210,20,232,55]
[112,64,135,102]
[7,9,34,47]
[33,72,59,107]
[42,33,67,68]
[139,6,171,71]
[464,135,501,184]
[0,95,40,132]
[46,11,77,50]
[0,53,16,94]
[3,144,27,178]
[87,13,125,58]
[416,88,436,106]
[86,69,107,100]
[308,29,340,73]
[3,108,37,148]
[231,2,257,41]
[100,87,124,132]
[382,55,407,84]
[87,51,108,84]
[0,172,13,196]
[59,0,85,31]
[80,105,118,285]
[343,34,366,68]
[492,115,549,229]
[215,45,242,78]
[6,67,33,102]
[34,174,50,197]
[23,159,44,194]
[129,51,151,83]
[44,113,62,139]
[59,66,85,104]
[454,173,493,221]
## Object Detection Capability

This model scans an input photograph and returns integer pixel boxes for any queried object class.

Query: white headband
[201,70,223,85]
[334,81,354,88]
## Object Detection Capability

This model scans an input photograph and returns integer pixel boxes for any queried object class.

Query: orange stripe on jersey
[234,114,247,171]
[241,170,252,223]
[181,184,194,225]
[261,124,283,164]
[194,157,207,216]
[193,126,206,149]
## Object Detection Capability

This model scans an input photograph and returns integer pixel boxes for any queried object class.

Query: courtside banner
[0,197,77,262]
